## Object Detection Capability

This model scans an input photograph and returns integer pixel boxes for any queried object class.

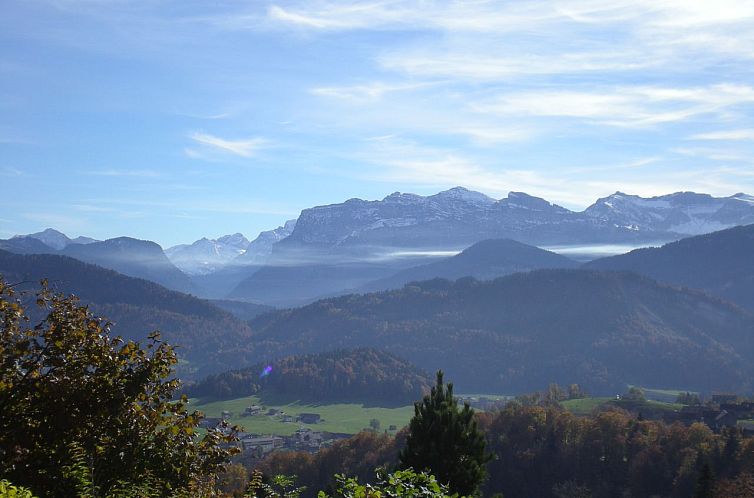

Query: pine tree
[399,371,491,496]
[694,462,715,498]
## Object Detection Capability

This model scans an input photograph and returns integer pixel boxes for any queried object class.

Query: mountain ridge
[244,269,754,394]
[584,223,754,312]
[0,249,255,378]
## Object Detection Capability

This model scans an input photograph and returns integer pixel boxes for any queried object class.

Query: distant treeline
[187,348,432,404]
[258,402,754,498]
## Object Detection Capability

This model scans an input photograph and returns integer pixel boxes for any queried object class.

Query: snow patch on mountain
[233,220,297,266]
[166,233,251,275]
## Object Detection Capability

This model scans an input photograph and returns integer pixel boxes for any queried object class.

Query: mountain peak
[13,228,71,250]
[383,191,422,202]
[432,187,495,204]
[502,191,563,212]
[216,233,250,247]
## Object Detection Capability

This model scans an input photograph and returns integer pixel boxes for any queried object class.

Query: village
[199,403,390,460]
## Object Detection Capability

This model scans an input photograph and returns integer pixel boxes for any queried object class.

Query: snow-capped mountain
[233,220,297,266]
[584,191,754,235]
[273,187,754,262]
[166,233,251,275]
[11,228,98,250]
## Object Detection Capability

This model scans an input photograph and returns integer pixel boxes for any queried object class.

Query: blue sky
[2,0,754,247]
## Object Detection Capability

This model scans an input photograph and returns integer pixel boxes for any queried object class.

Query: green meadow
[189,394,415,436]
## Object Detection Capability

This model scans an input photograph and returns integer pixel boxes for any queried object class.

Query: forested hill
[187,348,432,404]
[248,270,754,394]
[584,223,754,311]
[0,249,254,378]
[0,250,223,317]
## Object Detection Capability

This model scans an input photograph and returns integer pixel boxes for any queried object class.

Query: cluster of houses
[236,427,328,457]
[240,405,322,425]
[458,396,509,412]
[198,405,349,459]
[663,394,754,434]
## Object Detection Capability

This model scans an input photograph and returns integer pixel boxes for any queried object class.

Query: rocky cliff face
[276,188,754,260]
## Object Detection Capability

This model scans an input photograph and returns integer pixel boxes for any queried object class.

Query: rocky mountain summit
[274,188,754,261]
[166,233,251,275]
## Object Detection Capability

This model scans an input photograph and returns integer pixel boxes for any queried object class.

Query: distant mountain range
[4,188,754,306]
[1,232,196,293]
[225,188,754,305]
[11,228,98,250]
[275,188,754,260]
[4,211,754,394]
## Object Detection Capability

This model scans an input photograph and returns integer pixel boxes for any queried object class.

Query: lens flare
[260,365,273,378]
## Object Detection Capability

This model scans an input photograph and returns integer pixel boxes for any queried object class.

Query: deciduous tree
[0,278,237,497]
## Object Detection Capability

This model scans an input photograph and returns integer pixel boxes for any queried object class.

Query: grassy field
[629,386,698,403]
[560,397,613,415]
[188,394,415,436]
[560,397,683,416]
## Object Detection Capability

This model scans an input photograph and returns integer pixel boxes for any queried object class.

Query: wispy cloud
[311,81,436,101]
[471,84,754,128]
[79,196,298,217]
[187,132,269,158]
[266,1,754,36]
[379,50,655,80]
[85,168,160,178]
[671,146,752,162]
[690,129,754,141]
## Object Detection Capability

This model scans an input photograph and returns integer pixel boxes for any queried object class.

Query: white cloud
[266,1,754,34]
[671,147,752,162]
[471,84,754,128]
[266,1,651,33]
[188,132,269,158]
[379,50,656,80]
[690,129,754,141]
[310,81,436,101]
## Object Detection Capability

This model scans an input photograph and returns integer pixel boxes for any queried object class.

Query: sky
[2,0,754,247]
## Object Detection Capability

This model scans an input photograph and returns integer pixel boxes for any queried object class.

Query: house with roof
[298,413,321,424]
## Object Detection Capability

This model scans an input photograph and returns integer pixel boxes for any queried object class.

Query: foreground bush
[0,279,237,497]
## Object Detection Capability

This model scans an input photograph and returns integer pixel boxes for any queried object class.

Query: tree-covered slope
[187,348,431,404]
[584,224,754,311]
[0,249,254,378]
[247,270,754,394]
